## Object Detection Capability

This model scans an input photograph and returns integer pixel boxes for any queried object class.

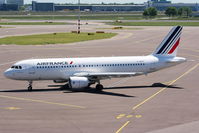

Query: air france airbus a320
[4,26,186,91]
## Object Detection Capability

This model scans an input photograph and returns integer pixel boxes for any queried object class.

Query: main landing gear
[96,84,104,91]
[28,81,33,91]
[95,80,104,91]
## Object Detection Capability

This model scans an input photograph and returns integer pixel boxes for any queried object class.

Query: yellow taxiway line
[132,63,199,111]
[0,95,86,109]
[115,121,130,133]
[115,63,199,133]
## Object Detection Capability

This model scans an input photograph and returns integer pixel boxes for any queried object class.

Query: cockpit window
[11,65,22,69]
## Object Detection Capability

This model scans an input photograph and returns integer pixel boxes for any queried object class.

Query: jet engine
[69,77,89,89]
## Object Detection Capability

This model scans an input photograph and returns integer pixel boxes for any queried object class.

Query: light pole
[77,0,80,34]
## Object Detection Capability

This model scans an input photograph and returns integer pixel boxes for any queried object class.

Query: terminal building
[91,5,145,12]
[0,0,198,12]
[32,2,146,12]
[0,3,18,11]
[31,1,199,12]
[6,0,24,7]
[54,5,92,11]
[54,5,145,12]
[32,1,54,11]
[0,0,23,11]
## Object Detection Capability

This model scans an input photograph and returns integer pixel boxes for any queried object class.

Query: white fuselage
[3,26,187,90]
[4,55,186,81]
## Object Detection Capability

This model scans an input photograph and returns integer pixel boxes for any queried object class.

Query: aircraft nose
[4,69,13,79]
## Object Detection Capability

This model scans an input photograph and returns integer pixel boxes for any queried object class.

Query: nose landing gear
[28,81,33,91]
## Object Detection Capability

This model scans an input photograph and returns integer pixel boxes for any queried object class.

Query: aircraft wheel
[28,81,33,91]
[28,86,32,91]
[96,84,103,91]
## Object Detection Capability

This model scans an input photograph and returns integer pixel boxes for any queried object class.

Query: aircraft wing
[73,72,144,80]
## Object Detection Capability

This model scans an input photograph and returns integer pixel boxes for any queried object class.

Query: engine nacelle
[69,77,89,89]
[53,80,68,83]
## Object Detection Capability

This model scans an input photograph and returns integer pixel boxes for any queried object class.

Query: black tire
[28,86,32,91]
[96,84,103,91]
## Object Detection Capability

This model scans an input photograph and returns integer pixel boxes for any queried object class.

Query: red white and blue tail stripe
[153,26,183,57]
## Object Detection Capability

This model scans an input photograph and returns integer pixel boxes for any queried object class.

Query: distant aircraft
[4,26,186,91]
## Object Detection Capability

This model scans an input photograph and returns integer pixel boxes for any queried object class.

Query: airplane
[4,26,186,91]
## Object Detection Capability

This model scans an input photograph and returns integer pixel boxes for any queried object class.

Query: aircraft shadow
[0,83,183,98]
[0,88,64,92]
[63,88,135,98]
[106,83,184,90]
[63,82,183,97]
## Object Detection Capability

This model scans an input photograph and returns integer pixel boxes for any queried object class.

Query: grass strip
[107,21,199,26]
[0,32,117,45]
[0,15,144,20]
[0,22,69,25]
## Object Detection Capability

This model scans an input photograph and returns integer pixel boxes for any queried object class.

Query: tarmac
[0,22,198,133]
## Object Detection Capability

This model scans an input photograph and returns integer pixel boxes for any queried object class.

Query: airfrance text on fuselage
[37,62,69,66]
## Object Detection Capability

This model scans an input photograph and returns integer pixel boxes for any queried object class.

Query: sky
[25,0,199,4]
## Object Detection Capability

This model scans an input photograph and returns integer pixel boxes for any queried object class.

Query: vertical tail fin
[153,26,183,57]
